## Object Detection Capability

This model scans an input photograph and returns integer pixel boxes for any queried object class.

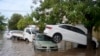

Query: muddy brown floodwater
[0,31,100,56]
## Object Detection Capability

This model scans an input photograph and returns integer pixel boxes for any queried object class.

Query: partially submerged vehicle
[32,33,58,51]
[7,25,39,42]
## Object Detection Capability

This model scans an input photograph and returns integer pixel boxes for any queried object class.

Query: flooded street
[0,32,100,56]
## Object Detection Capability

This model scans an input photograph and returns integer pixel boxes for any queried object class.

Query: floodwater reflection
[34,48,100,56]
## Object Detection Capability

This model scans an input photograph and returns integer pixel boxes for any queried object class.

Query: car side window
[59,25,72,30]
[26,29,31,34]
[59,25,86,35]
[72,27,86,35]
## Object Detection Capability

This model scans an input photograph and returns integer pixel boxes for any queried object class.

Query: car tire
[25,39,29,43]
[53,33,62,43]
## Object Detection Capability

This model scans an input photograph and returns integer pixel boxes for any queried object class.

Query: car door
[59,25,87,45]
[24,29,32,40]
[30,28,36,39]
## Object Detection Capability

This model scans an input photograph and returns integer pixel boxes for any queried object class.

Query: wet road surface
[0,32,100,56]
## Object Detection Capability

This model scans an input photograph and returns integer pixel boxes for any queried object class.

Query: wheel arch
[52,32,63,43]
[53,32,63,38]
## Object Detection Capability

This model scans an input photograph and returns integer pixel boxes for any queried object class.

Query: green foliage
[33,0,100,30]
[17,15,34,30]
[31,11,40,20]
[24,15,34,25]
[40,0,58,10]
[68,10,85,24]
[37,22,45,33]
[8,13,23,30]
[0,14,6,30]
[17,18,26,30]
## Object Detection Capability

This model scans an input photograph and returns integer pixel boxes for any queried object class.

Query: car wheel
[53,33,62,43]
[25,39,29,43]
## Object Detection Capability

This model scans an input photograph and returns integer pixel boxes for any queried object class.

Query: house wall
[93,31,100,41]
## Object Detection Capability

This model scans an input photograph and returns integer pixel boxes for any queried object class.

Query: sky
[0,0,40,18]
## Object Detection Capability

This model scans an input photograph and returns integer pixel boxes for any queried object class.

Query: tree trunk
[87,27,93,50]
[86,26,96,56]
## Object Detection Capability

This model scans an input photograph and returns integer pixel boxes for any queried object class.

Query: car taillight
[46,26,52,29]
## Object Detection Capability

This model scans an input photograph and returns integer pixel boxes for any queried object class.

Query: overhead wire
[0,9,31,12]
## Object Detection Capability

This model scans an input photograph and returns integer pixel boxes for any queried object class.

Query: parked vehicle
[6,30,23,39]
[23,27,37,42]
[6,30,13,39]
[32,33,58,51]
[44,24,99,48]
[7,25,39,42]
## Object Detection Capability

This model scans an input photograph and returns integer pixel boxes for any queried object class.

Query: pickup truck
[9,26,38,42]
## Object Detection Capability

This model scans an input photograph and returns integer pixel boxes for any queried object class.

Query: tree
[66,0,100,49]
[17,14,34,30]
[31,11,46,32]
[0,14,6,31]
[32,0,100,49]
[8,13,23,30]
[17,18,26,30]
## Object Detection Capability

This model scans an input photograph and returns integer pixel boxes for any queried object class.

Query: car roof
[58,24,87,34]
[57,24,73,26]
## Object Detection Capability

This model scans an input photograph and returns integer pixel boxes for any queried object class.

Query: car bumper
[35,46,58,51]
[36,48,58,51]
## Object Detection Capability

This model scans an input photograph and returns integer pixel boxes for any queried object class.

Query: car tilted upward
[44,24,99,48]
[32,33,58,51]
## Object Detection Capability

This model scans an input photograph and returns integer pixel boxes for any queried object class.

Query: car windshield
[36,34,52,41]
[31,29,36,34]
[31,29,39,34]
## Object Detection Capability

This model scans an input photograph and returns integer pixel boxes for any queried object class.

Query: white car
[32,33,58,51]
[44,24,99,48]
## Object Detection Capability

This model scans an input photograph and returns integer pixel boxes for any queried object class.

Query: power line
[0,9,31,12]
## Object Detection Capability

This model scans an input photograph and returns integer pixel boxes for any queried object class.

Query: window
[59,25,73,30]
[72,27,86,35]
[35,34,52,41]
[59,25,86,35]
[26,29,31,34]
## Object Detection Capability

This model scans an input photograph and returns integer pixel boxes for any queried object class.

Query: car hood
[38,41,57,47]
